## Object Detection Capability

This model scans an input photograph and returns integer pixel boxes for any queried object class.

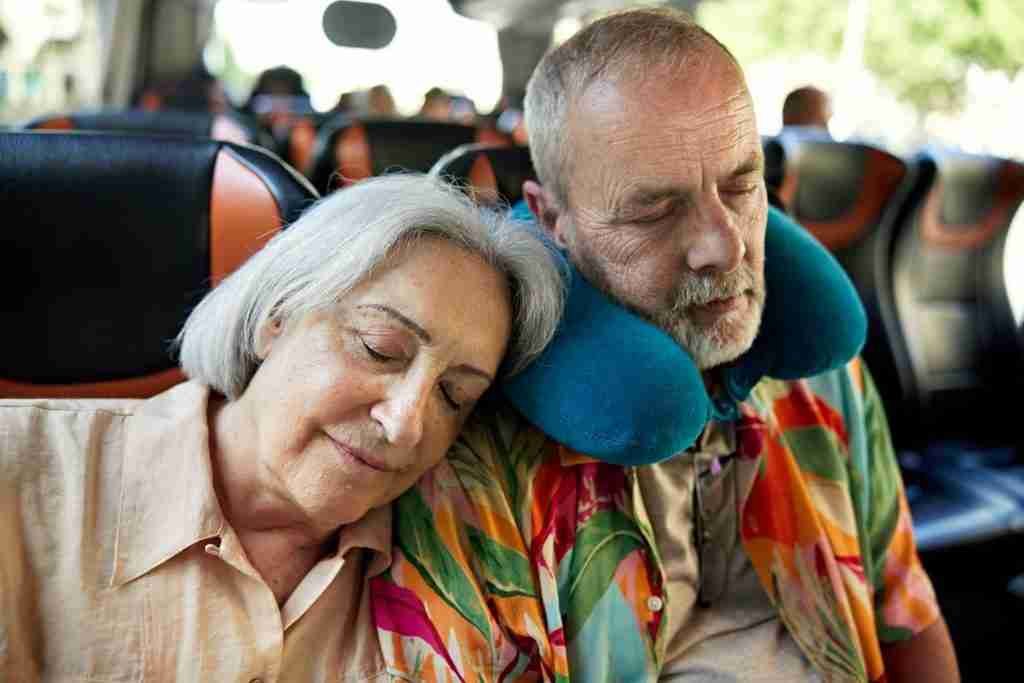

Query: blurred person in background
[419,86,452,120]
[367,84,397,117]
[782,85,833,132]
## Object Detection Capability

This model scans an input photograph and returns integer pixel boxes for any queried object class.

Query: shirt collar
[111,381,225,587]
[110,381,396,587]
[335,503,393,578]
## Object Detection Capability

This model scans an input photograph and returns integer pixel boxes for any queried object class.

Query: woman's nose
[371,378,430,450]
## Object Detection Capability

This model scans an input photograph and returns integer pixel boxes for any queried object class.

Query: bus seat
[893,151,1024,449]
[0,131,317,399]
[26,109,273,149]
[307,117,506,193]
[430,143,534,206]
[775,133,930,438]
[892,152,1024,552]
[762,135,786,202]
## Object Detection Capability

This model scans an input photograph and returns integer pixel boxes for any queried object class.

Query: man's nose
[371,377,430,450]
[684,195,745,273]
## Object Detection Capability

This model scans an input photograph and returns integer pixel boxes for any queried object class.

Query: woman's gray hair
[176,173,566,399]
[525,7,740,209]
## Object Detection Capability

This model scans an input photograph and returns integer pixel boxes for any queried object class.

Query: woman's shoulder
[0,395,141,453]
[0,396,141,493]
[0,381,208,453]
[0,396,142,417]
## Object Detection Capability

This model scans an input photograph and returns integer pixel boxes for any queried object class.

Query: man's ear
[523,180,571,248]
[255,316,285,361]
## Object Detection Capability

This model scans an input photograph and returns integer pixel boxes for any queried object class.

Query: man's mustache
[672,265,758,309]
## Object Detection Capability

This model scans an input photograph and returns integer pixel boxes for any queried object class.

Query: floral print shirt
[370,360,940,682]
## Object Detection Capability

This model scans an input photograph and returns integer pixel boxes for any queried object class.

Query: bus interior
[2,1,1023,679]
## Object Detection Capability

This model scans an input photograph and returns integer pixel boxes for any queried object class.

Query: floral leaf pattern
[373,361,939,682]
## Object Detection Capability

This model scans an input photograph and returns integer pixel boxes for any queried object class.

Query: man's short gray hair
[176,174,566,399]
[524,7,741,209]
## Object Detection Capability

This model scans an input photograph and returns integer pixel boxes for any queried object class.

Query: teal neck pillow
[500,204,866,466]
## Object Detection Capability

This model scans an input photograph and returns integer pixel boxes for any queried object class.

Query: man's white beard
[568,236,765,371]
[661,299,763,369]
[651,264,765,370]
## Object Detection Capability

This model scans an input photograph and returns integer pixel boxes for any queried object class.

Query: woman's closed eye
[360,337,406,363]
[439,382,462,411]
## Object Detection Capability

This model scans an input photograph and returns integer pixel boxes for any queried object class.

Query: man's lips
[326,435,393,472]
[692,293,747,315]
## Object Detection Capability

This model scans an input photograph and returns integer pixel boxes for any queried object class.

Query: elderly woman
[0,174,564,681]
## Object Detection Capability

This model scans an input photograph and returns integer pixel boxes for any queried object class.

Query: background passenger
[782,84,833,131]
[419,86,452,120]
[367,83,397,117]
[0,174,564,682]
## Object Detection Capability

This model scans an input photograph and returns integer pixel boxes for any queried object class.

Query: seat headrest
[27,109,269,147]
[917,151,1024,250]
[0,131,317,398]
[777,134,909,251]
[430,143,535,207]
[309,117,498,192]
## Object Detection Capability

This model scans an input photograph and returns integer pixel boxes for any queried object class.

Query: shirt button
[647,596,664,612]
[204,543,220,556]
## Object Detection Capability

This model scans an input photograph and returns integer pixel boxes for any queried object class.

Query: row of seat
[24,108,511,194]
[5,125,1023,551]
[766,133,1024,447]
[762,130,1024,551]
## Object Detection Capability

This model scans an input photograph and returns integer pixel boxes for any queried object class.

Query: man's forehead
[566,85,757,167]
[570,59,750,131]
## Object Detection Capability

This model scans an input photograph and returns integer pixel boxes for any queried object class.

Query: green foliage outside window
[697,0,1024,113]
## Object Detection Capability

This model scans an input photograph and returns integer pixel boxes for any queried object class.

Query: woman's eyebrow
[449,363,495,383]
[357,304,431,344]
[359,304,496,382]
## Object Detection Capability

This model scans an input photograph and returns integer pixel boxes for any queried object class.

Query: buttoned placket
[693,421,739,609]
[627,462,670,666]
[212,528,286,683]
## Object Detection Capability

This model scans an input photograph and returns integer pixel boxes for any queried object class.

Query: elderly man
[375,8,958,683]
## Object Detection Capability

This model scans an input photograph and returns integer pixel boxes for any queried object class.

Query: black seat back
[892,151,1024,446]
[307,117,506,193]
[27,109,271,148]
[1,131,317,398]
[430,143,535,207]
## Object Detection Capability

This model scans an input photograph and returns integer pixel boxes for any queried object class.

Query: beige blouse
[0,382,393,682]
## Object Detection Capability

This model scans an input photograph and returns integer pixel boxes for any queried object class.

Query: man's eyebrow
[612,186,682,219]
[358,304,432,344]
[731,152,764,178]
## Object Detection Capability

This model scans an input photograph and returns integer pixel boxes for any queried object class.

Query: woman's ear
[255,316,285,360]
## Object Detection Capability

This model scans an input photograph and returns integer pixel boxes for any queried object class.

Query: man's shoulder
[746,359,872,443]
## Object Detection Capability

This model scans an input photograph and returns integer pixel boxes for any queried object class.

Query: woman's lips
[327,436,392,472]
